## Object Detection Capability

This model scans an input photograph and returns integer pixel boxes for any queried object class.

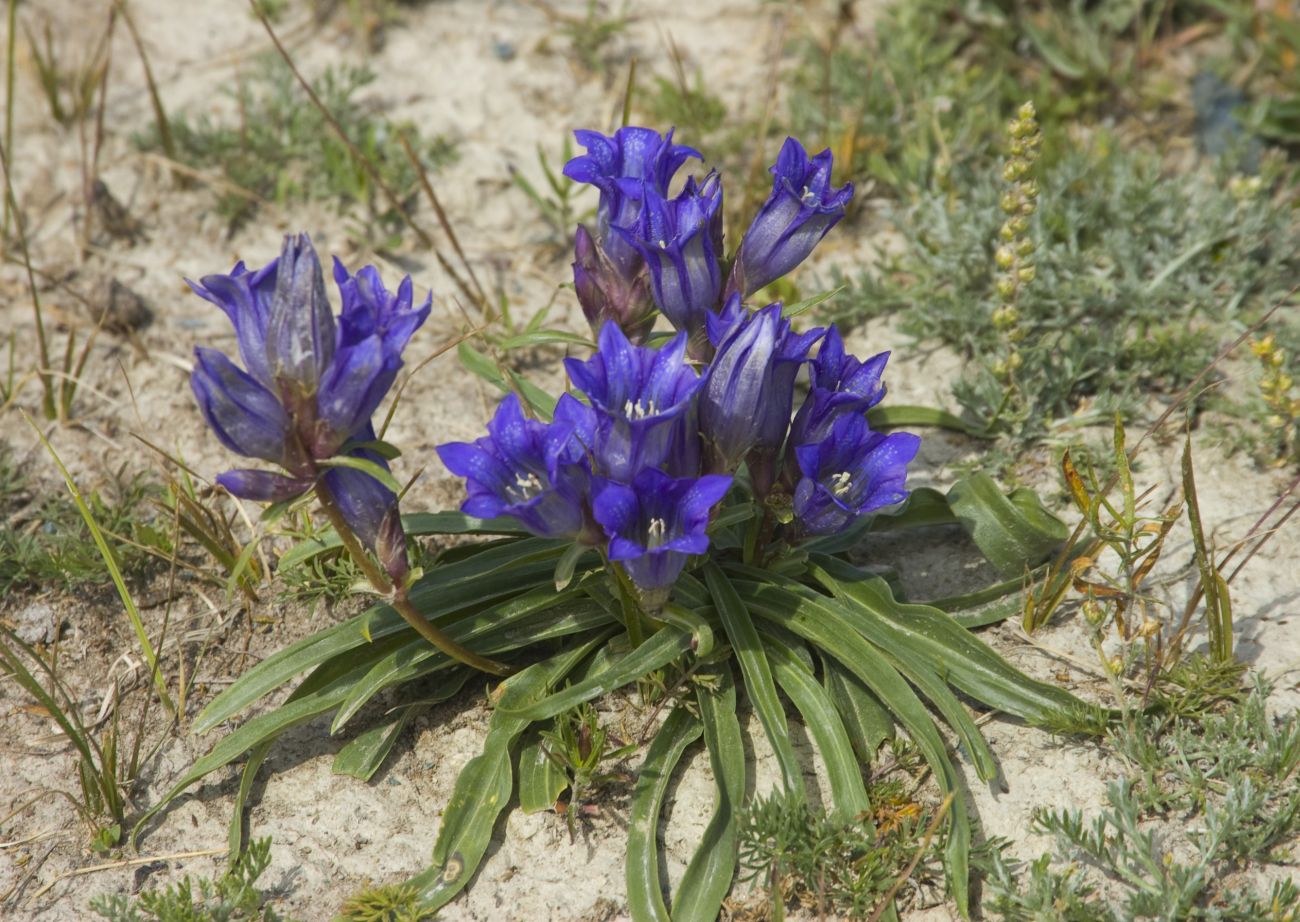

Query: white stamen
[657,239,668,249]
[647,517,667,547]
[623,398,659,420]
[801,186,817,205]
[508,471,544,502]
[829,471,853,498]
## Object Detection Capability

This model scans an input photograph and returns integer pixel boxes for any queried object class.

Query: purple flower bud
[699,300,822,475]
[564,127,701,275]
[190,347,300,470]
[792,413,919,537]
[572,224,655,344]
[266,234,336,399]
[593,467,732,608]
[436,394,596,541]
[564,322,704,481]
[729,138,853,299]
[616,175,723,345]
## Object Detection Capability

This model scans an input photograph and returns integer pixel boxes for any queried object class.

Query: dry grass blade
[26,847,226,903]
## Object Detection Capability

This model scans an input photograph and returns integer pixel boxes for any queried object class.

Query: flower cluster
[440,129,919,607]
[190,234,429,581]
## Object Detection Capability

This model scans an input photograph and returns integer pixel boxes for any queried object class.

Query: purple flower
[436,394,595,542]
[699,299,822,476]
[564,126,701,275]
[593,467,732,606]
[729,138,853,299]
[190,234,428,560]
[572,224,655,344]
[788,325,890,450]
[564,322,704,481]
[616,174,723,345]
[792,413,920,537]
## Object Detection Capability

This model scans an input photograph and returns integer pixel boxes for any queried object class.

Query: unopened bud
[1018,265,1037,284]
[996,278,1017,299]
[995,245,1016,269]
[1082,599,1106,626]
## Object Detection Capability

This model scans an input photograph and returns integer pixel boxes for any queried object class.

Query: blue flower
[699,299,822,476]
[564,126,701,275]
[729,138,853,299]
[792,413,919,537]
[788,324,890,450]
[190,234,428,559]
[572,224,655,344]
[616,174,723,345]
[593,467,732,606]
[564,322,704,481]
[436,394,595,541]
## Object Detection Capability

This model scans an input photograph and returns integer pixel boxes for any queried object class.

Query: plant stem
[314,482,514,677]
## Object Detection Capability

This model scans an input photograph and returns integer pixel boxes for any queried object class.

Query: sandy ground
[0,1,1297,919]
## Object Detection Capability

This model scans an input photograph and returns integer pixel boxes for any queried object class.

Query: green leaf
[626,707,703,922]
[822,655,895,766]
[672,662,743,922]
[867,403,977,435]
[508,369,558,421]
[517,739,569,814]
[553,543,588,592]
[316,455,404,494]
[413,635,611,910]
[946,473,1068,577]
[810,558,1087,725]
[332,705,421,782]
[197,538,564,732]
[702,562,806,801]
[457,340,504,386]
[728,575,972,917]
[497,626,692,722]
[765,640,871,825]
[277,512,528,572]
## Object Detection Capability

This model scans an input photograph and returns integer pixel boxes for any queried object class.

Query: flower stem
[314,483,514,677]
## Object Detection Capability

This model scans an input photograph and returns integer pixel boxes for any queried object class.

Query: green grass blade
[498,626,692,722]
[229,739,272,857]
[276,511,528,571]
[672,661,743,922]
[764,640,871,824]
[702,562,806,800]
[27,415,174,716]
[626,707,703,922]
[332,704,421,783]
[867,403,978,435]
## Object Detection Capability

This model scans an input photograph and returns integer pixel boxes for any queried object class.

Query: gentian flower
[436,394,596,542]
[788,324,890,450]
[729,138,853,299]
[189,234,428,565]
[617,174,723,347]
[792,412,920,537]
[564,322,704,481]
[699,299,822,478]
[564,126,701,274]
[593,467,733,608]
[572,224,655,344]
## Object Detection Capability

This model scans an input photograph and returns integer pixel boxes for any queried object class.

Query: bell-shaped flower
[564,322,704,481]
[323,428,410,581]
[729,138,853,299]
[788,324,890,450]
[699,300,822,476]
[792,412,920,537]
[593,467,732,608]
[616,174,723,346]
[190,234,428,560]
[564,126,701,275]
[436,394,596,542]
[572,224,656,344]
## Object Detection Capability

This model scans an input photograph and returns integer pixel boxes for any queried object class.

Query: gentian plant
[142,130,1096,920]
